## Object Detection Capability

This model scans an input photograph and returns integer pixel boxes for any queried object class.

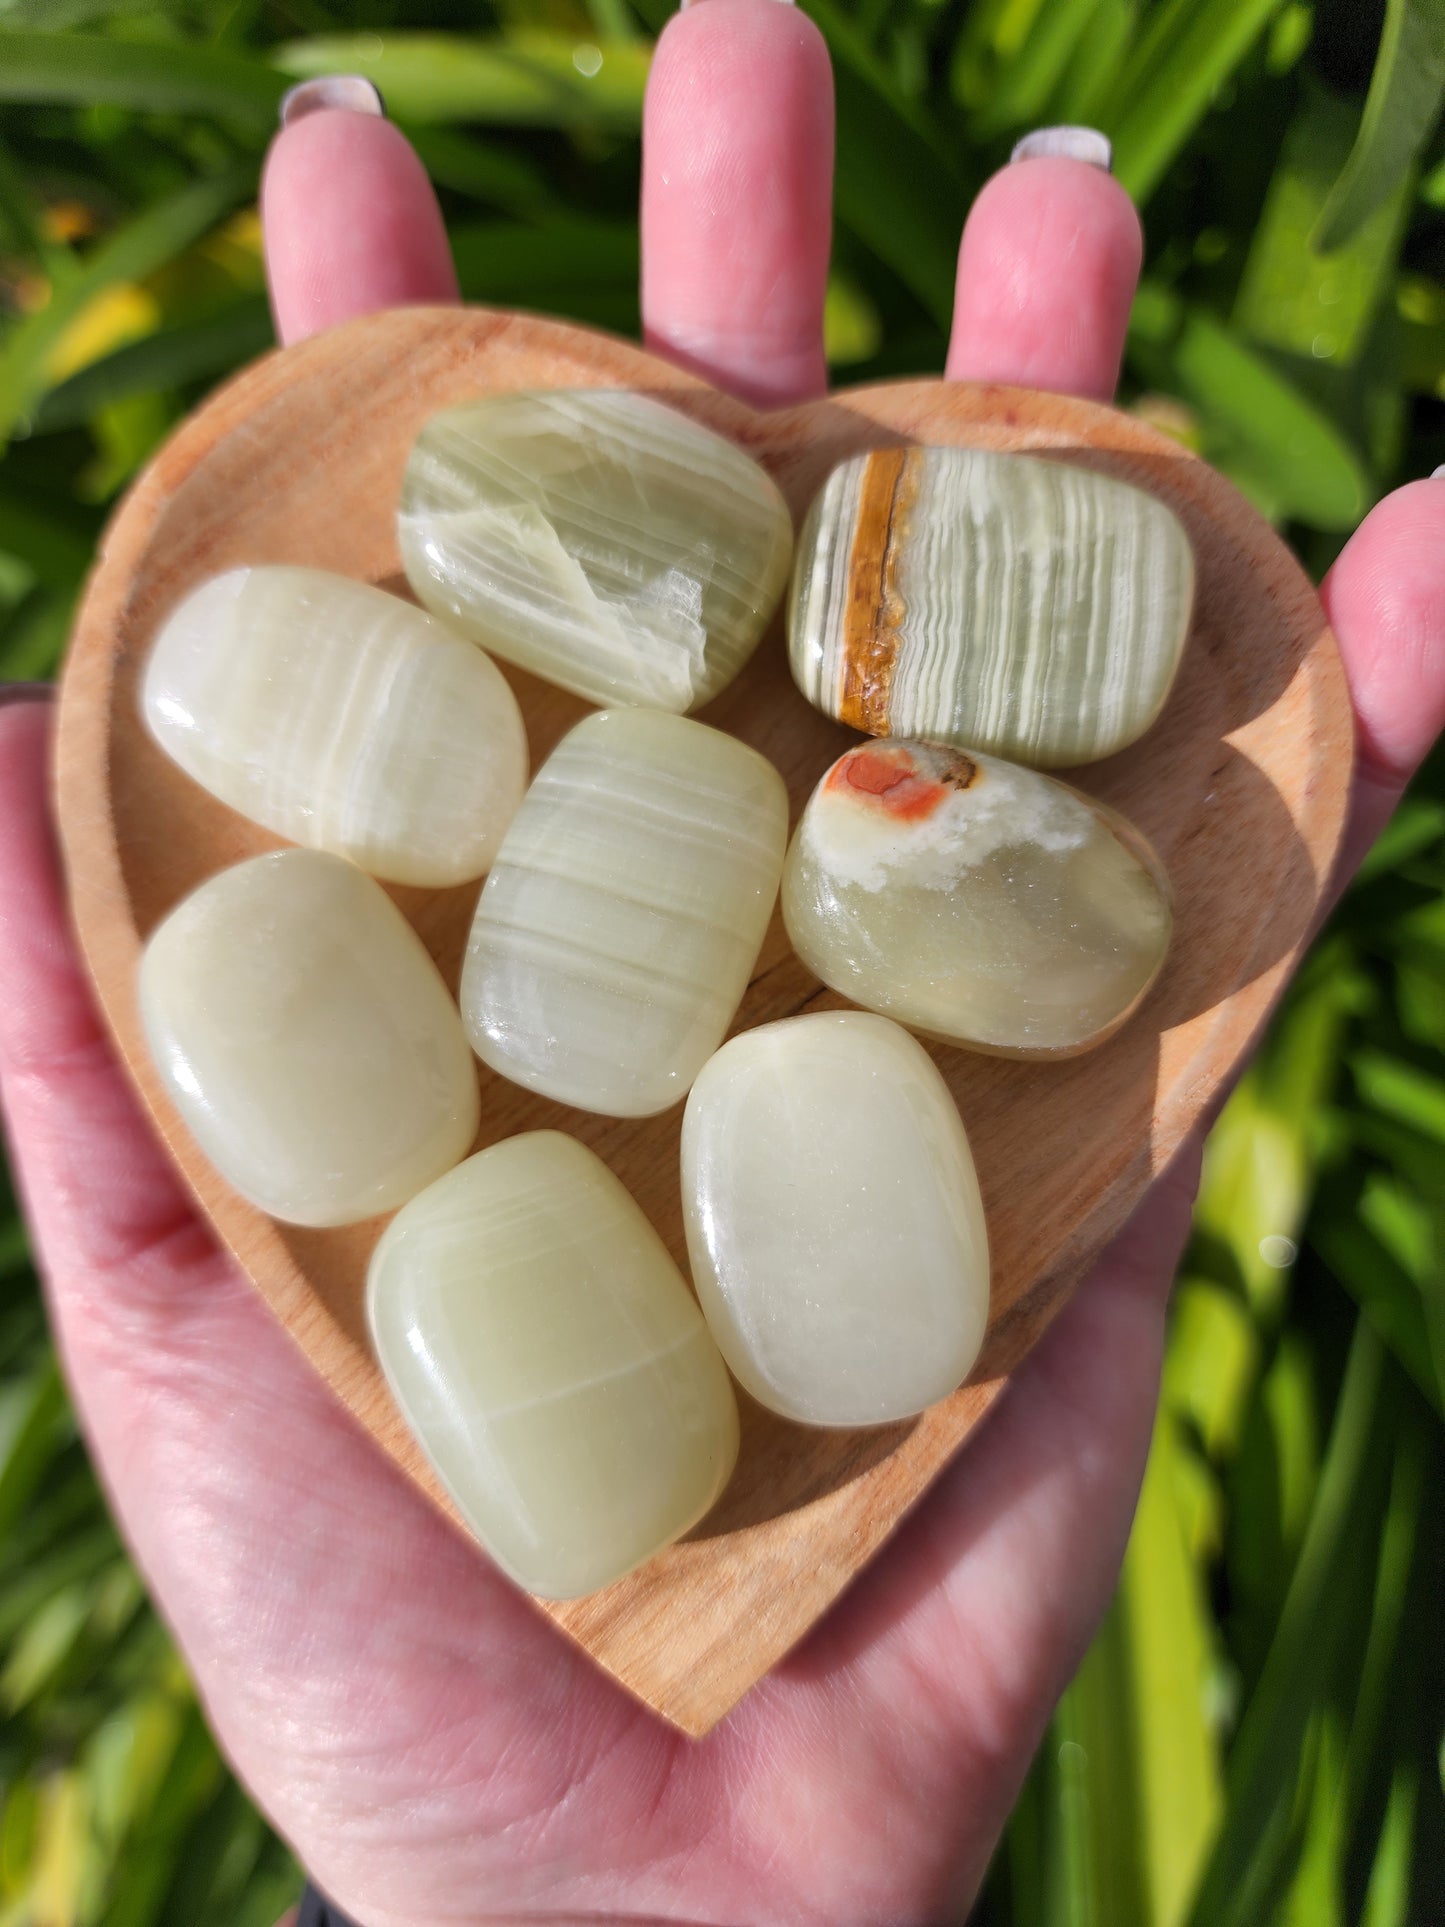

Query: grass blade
[274,32,651,129]
[1316,0,1445,252]
[1187,1320,1394,1927]
[0,31,283,123]
[1103,0,1287,205]
[0,166,254,443]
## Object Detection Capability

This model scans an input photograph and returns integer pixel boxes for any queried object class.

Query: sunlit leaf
[274,32,651,128]
[0,166,255,444]
[1316,0,1445,253]
[1103,0,1287,206]
[1236,88,1411,368]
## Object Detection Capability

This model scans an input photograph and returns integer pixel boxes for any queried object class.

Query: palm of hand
[2,8,1444,1925]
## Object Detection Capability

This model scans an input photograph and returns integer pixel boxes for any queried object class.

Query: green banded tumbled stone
[782,739,1172,1057]
[788,446,1195,767]
[398,389,794,713]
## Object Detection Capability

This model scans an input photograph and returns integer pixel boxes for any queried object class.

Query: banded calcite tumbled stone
[143,567,528,886]
[682,1012,990,1427]
[463,708,789,1117]
[398,389,794,712]
[783,740,1172,1056]
[367,1131,739,1599]
[788,446,1195,766]
[139,850,479,1226]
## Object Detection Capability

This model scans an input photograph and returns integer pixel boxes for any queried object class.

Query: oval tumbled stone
[462,708,789,1117]
[783,740,1172,1056]
[788,446,1195,766]
[142,566,528,887]
[398,389,794,712]
[682,1012,990,1427]
[139,850,479,1227]
[367,1131,739,1599]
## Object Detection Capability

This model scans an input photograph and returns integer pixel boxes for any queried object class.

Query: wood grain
[53,305,1352,1736]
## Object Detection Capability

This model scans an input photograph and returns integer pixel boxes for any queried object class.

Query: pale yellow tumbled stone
[462,708,789,1117]
[139,850,479,1227]
[682,1012,990,1427]
[783,740,1172,1056]
[142,566,528,886]
[367,1131,739,1599]
[398,389,794,712]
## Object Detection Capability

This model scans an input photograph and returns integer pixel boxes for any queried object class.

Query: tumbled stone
[788,445,1195,766]
[783,740,1172,1056]
[398,389,794,712]
[142,566,528,887]
[367,1130,739,1599]
[139,850,479,1227]
[682,1011,990,1427]
[462,708,788,1117]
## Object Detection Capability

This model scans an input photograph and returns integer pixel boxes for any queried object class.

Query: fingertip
[261,109,458,347]
[1322,475,1445,789]
[642,0,834,407]
[946,155,1143,402]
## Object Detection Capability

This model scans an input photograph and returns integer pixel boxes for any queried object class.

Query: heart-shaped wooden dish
[55,305,1351,1735]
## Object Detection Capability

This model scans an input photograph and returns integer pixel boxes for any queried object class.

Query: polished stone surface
[783,740,1172,1056]
[463,708,789,1116]
[788,445,1195,766]
[139,850,479,1227]
[143,566,528,887]
[682,1012,990,1427]
[368,1131,739,1599]
[398,388,794,712]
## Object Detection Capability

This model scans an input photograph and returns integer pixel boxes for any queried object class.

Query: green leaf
[0,166,254,444]
[1103,0,1288,206]
[1119,1410,1226,1924]
[33,297,272,433]
[1316,0,1445,254]
[274,32,650,128]
[1130,286,1372,529]
[1188,1321,1395,1927]
[0,32,284,124]
[1235,88,1412,369]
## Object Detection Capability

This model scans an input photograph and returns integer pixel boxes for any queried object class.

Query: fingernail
[1431,464,1445,479]
[1011,126,1113,173]
[278,76,386,129]
[680,0,795,8]
[0,682,52,708]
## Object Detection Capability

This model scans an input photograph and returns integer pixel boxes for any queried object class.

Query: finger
[641,0,834,408]
[1322,475,1445,878]
[0,701,644,1915]
[737,1143,1201,1912]
[946,142,1142,402]
[261,84,458,348]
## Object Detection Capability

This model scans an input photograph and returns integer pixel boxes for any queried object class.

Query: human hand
[3,7,1445,1924]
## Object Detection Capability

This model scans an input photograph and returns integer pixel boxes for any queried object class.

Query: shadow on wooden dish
[54,306,1352,1736]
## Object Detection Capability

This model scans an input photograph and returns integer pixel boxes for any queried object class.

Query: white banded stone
[398,389,794,712]
[462,708,789,1117]
[139,849,479,1227]
[788,445,1195,767]
[142,566,528,887]
[682,1012,990,1428]
[782,739,1172,1056]
[367,1131,739,1599]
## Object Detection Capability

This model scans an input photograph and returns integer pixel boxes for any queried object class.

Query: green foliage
[0,1,1443,1922]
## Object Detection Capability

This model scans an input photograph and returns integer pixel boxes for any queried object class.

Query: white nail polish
[279,76,386,128]
[1011,126,1113,173]
[1432,464,1445,480]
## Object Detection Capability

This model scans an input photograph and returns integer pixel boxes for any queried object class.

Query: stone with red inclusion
[782,739,1173,1057]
